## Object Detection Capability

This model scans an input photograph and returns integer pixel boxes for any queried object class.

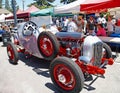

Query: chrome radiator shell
[93,42,103,66]
[79,36,103,65]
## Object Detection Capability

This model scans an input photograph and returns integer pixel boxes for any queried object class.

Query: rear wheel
[50,57,84,93]
[37,31,59,60]
[7,42,19,64]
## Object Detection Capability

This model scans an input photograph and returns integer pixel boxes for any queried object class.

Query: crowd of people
[0,23,14,33]
[53,14,120,37]
[0,14,120,38]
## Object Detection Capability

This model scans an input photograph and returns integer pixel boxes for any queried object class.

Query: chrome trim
[94,42,103,66]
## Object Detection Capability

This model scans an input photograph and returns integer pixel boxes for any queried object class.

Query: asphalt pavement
[0,41,120,93]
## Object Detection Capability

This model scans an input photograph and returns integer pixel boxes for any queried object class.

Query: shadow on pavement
[18,53,61,93]
[7,52,109,93]
[45,83,61,93]
[18,53,50,77]
[84,74,105,91]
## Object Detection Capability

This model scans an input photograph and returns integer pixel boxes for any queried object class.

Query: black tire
[37,31,59,61]
[50,57,84,93]
[103,43,112,58]
[7,42,19,64]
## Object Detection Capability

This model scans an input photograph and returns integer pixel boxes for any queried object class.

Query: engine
[59,39,82,57]
[56,32,83,58]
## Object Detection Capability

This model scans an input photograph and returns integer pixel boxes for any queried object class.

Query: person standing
[56,18,60,27]
[67,17,78,32]
[97,24,107,36]
[101,15,107,28]
[114,18,120,34]
[63,17,69,31]
[76,16,84,33]
[106,16,114,36]
[87,16,96,35]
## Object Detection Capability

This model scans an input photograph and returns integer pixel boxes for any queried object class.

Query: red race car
[7,21,114,93]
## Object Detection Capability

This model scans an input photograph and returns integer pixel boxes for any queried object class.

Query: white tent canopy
[109,7,120,19]
[54,0,120,14]
[54,0,85,14]
[109,7,120,12]
[0,13,12,22]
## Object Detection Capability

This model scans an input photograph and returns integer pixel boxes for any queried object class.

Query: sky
[16,0,61,10]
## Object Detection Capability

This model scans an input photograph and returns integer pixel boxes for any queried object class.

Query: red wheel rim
[39,36,53,56]
[7,45,14,61]
[53,64,76,90]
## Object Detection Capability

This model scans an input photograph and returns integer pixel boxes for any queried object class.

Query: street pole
[22,0,25,11]
[11,0,17,27]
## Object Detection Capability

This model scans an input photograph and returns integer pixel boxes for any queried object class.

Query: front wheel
[50,57,84,93]
[103,43,112,58]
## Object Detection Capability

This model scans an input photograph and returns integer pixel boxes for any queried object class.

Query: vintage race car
[7,21,114,93]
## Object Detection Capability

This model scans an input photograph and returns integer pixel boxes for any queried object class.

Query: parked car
[6,21,114,93]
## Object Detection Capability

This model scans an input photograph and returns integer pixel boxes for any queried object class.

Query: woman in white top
[107,16,114,36]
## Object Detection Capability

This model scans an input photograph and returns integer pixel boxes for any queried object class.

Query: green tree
[34,0,55,5]
[0,0,2,8]
[60,0,76,4]
[5,0,10,10]
[28,0,55,9]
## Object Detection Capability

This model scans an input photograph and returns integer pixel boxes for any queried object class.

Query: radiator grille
[94,42,103,67]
